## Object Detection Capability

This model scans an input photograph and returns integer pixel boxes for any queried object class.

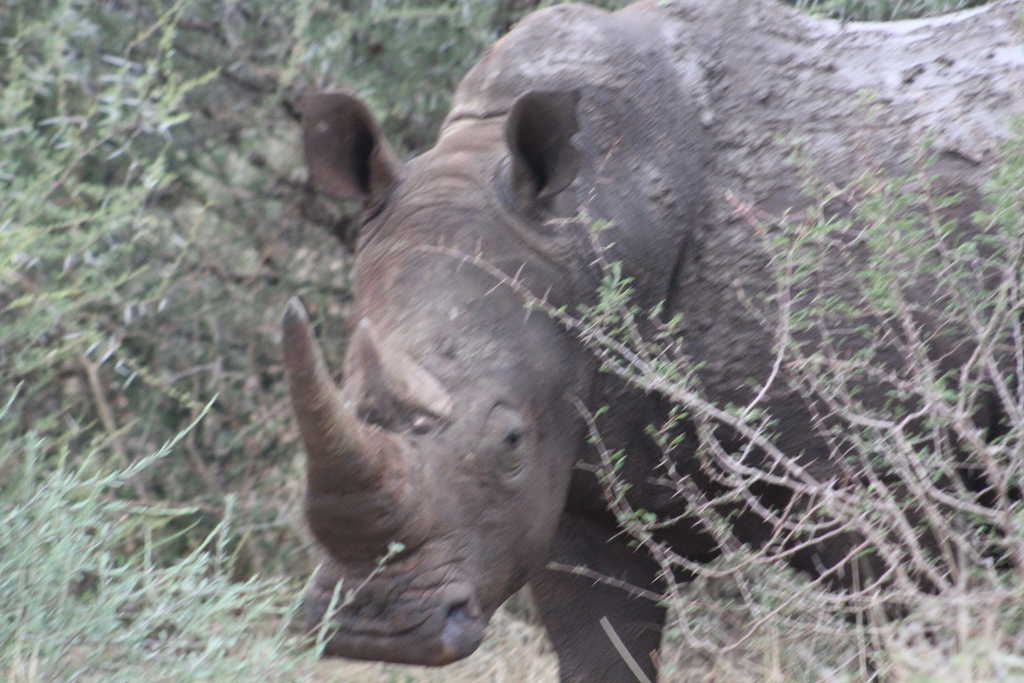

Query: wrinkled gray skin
[283,1,1019,681]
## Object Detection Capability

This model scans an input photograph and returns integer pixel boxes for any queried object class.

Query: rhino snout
[309,577,486,666]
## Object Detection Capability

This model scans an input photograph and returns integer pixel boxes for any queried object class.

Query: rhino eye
[485,404,528,474]
[411,415,432,434]
[504,429,524,449]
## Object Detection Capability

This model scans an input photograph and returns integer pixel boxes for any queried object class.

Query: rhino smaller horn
[282,298,396,493]
[348,318,453,426]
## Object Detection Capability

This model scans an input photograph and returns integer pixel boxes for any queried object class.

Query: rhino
[282,0,1023,681]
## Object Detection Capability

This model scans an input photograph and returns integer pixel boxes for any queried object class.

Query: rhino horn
[281,298,404,497]
[348,317,453,426]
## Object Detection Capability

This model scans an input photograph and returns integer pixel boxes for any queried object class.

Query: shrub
[0,390,319,682]
[566,122,1024,681]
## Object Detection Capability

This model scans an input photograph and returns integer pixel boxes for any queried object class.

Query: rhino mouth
[304,574,487,665]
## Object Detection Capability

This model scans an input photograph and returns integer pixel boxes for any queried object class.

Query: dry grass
[307,601,1024,683]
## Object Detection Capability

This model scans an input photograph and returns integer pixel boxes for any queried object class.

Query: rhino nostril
[445,601,473,623]
[439,600,483,659]
[446,601,476,636]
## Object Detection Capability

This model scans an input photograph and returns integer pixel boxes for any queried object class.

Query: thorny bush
[564,125,1024,679]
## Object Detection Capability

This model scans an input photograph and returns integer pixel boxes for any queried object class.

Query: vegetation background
[0,0,1012,681]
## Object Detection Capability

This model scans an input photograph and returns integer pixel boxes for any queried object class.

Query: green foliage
[1,0,196,404]
[0,391,318,682]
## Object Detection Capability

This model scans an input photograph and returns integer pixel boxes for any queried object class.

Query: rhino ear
[300,92,402,204]
[505,90,582,201]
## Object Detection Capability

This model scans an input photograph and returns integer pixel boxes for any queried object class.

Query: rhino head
[284,90,591,665]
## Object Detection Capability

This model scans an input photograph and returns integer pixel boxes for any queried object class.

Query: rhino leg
[530,514,665,683]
